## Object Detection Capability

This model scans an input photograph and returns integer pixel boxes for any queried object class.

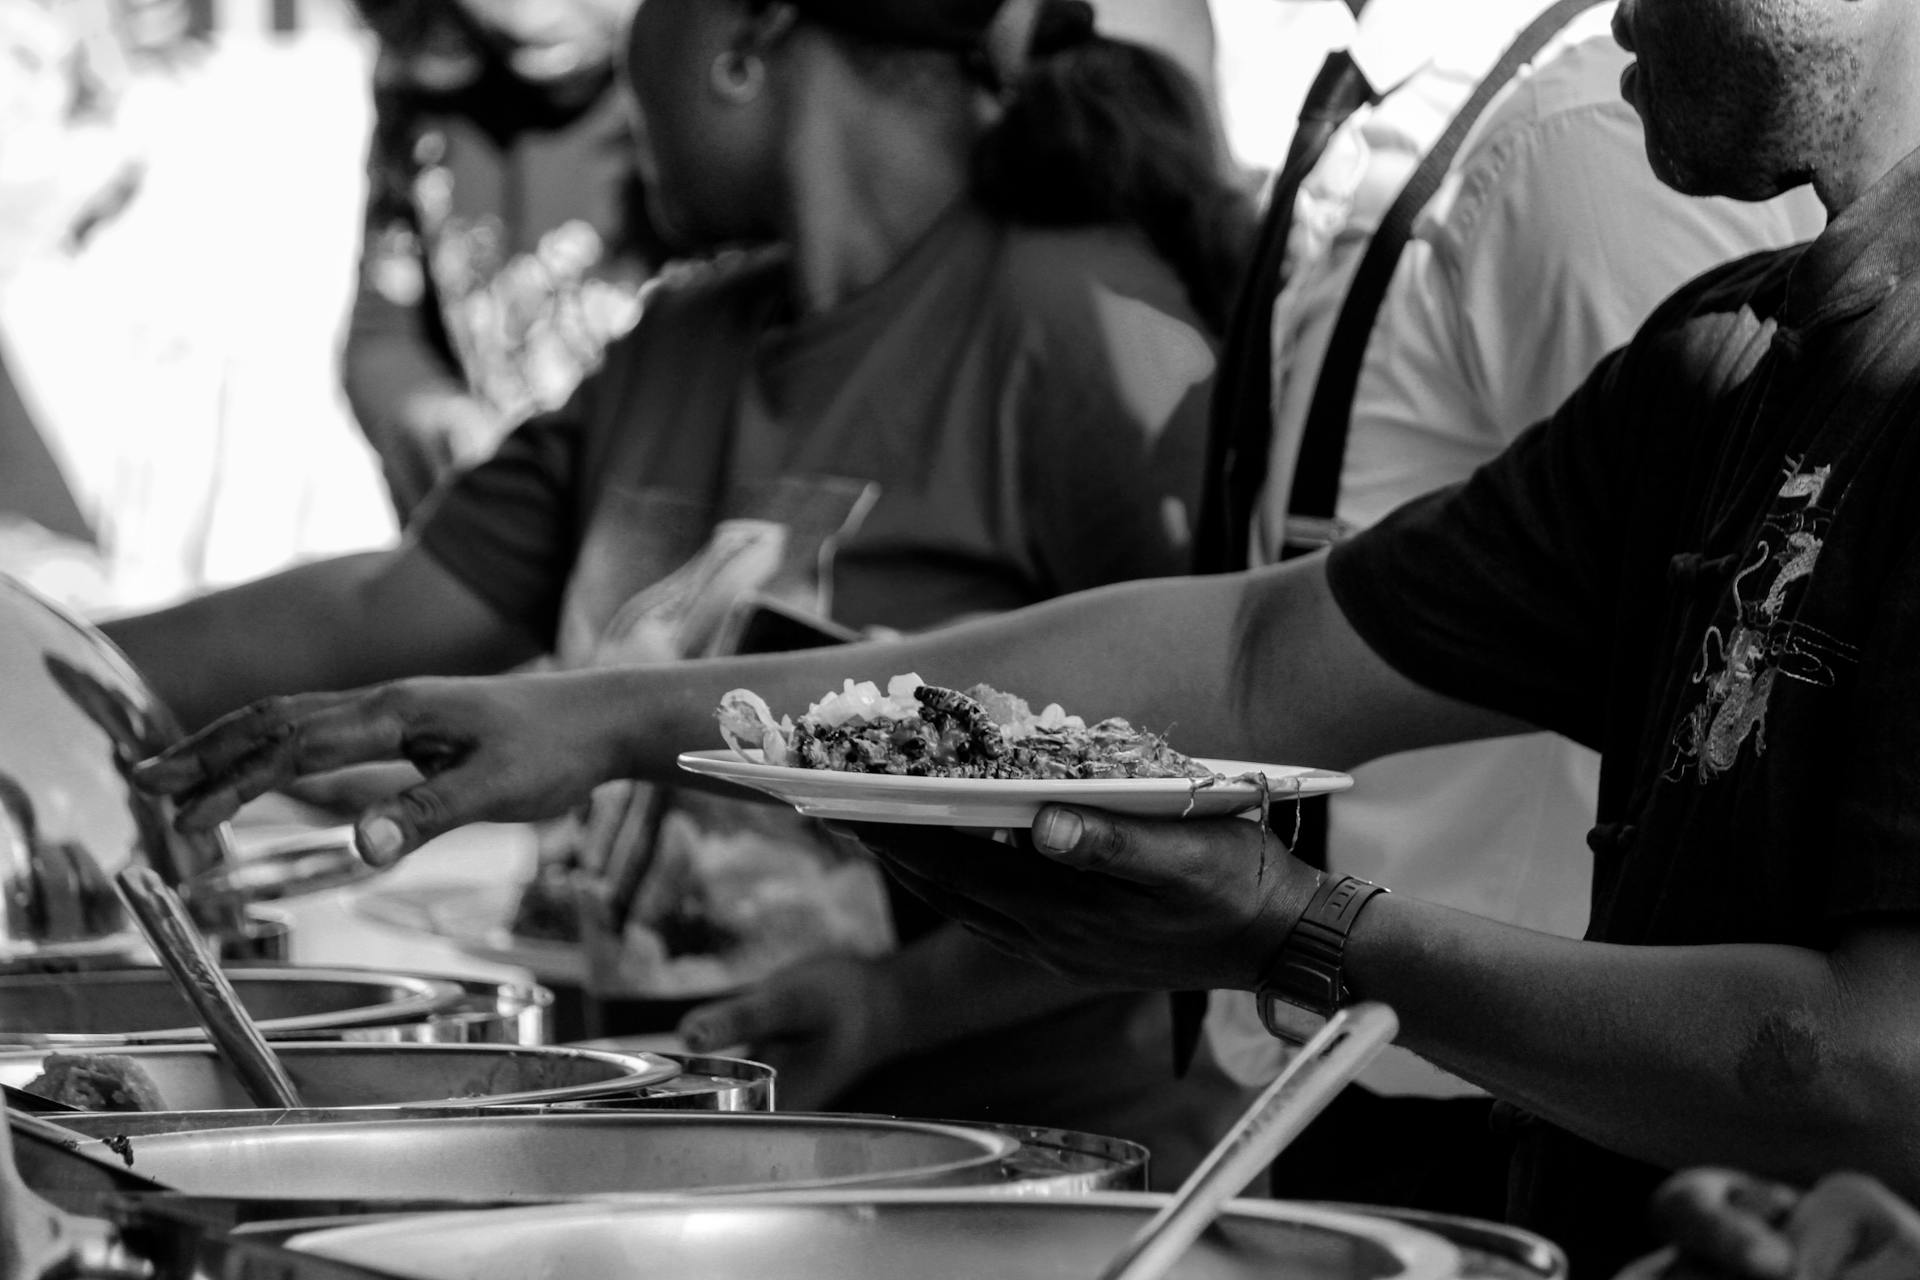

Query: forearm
[875,918,1108,1059]
[587,559,1521,781]
[103,550,533,729]
[1345,900,1920,1193]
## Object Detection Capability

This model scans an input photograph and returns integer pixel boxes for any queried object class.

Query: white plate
[676,749,1352,828]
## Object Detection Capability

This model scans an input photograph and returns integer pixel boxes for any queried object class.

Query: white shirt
[1204,0,1353,173]
[1208,0,1826,1096]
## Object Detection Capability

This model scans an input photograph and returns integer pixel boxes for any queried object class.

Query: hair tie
[1027,0,1095,59]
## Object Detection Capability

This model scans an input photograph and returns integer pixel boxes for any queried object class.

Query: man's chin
[1659,155,1806,204]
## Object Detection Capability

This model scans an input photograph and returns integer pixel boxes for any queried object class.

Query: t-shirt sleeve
[1011,246,1216,593]
[1326,347,1638,747]
[411,390,591,649]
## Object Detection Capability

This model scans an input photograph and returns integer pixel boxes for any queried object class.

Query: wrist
[552,667,657,784]
[1255,874,1389,1042]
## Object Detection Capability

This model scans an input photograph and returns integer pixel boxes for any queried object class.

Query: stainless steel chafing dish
[275,1192,1553,1280]
[36,1111,1145,1208]
[60,1113,1032,1203]
[0,964,553,1046]
[0,967,461,1045]
[554,1050,772,1110]
[0,1041,680,1110]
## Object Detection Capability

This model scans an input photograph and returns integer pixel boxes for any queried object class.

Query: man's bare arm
[607,556,1531,775]
[1349,902,1920,1192]
[130,557,1531,859]
[102,546,539,731]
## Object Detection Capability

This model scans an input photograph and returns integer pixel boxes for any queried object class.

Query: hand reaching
[678,953,898,1112]
[131,672,634,867]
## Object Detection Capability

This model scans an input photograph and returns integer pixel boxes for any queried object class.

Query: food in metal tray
[23,1051,166,1112]
[717,675,1212,781]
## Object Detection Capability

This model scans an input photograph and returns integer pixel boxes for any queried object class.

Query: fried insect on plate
[23,1051,167,1112]
[716,675,1212,781]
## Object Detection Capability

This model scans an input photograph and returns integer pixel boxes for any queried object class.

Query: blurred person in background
[0,0,159,610]
[2,0,395,614]
[1188,0,1824,1224]
[106,0,1259,1182]
[345,0,662,520]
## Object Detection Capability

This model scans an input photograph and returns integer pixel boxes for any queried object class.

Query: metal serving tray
[0,967,465,1045]
[0,1041,680,1111]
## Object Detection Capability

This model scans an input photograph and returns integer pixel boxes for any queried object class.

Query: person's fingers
[1788,1173,1920,1280]
[678,984,805,1055]
[867,849,1041,958]
[132,693,341,794]
[1031,806,1265,886]
[352,763,497,867]
[168,688,468,833]
[1653,1168,1796,1280]
[170,701,398,831]
[849,822,1055,905]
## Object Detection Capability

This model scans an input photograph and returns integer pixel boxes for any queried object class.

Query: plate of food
[677,675,1351,828]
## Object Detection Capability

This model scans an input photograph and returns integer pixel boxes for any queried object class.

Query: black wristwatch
[1257,874,1388,1042]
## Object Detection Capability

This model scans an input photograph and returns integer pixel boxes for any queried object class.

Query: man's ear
[709,1,796,103]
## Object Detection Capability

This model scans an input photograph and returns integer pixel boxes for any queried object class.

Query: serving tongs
[1094,1002,1400,1280]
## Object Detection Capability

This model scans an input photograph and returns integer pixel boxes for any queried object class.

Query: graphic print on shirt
[1665,461,1860,783]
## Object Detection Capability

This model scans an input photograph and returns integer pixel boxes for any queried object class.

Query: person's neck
[780,70,973,315]
[1810,18,1920,215]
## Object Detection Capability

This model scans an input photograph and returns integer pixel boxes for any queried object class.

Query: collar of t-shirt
[1777,146,1916,333]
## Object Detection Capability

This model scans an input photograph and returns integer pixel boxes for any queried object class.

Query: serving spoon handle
[1093,1002,1400,1280]
[114,867,305,1110]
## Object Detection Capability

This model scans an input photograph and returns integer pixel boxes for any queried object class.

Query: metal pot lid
[286,1192,1465,1280]
[0,576,235,960]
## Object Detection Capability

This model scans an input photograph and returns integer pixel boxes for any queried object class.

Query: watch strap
[1258,874,1387,1036]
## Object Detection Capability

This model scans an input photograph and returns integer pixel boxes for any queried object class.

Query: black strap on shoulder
[1282,0,1604,538]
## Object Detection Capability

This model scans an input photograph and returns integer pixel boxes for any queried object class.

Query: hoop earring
[710,49,764,101]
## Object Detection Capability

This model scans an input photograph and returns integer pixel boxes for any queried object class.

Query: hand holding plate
[854,807,1321,994]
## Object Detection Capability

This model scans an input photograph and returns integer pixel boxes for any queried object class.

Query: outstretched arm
[131,556,1529,862]
[103,546,539,732]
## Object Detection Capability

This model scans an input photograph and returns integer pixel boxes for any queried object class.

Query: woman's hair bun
[1027,0,1097,59]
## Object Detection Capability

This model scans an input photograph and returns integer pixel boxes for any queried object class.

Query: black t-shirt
[1329,151,1920,1274]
